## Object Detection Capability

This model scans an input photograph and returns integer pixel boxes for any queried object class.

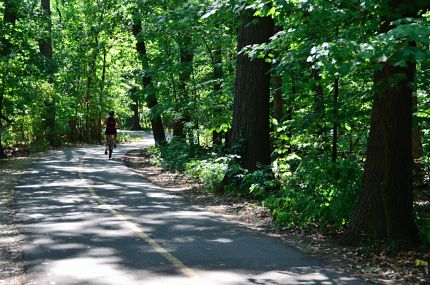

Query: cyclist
[104,110,120,155]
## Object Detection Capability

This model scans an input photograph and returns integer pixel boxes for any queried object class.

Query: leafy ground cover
[124,143,430,285]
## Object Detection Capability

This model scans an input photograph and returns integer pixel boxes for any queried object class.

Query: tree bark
[0,76,6,158]
[85,51,97,142]
[173,34,194,138]
[1,0,17,56]
[212,43,224,146]
[346,89,388,241]
[379,63,417,244]
[129,88,142,130]
[132,18,166,144]
[39,0,57,146]
[332,77,339,162]
[345,0,423,245]
[311,69,326,144]
[96,47,108,142]
[230,11,274,171]
[0,0,18,157]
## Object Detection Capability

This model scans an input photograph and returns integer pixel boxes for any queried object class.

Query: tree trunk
[379,63,417,244]
[230,11,274,171]
[39,0,57,146]
[332,77,339,162]
[173,34,194,139]
[345,1,421,245]
[345,90,387,240]
[212,43,223,146]
[96,47,108,142]
[132,18,166,144]
[0,0,18,157]
[0,77,6,158]
[130,103,141,130]
[311,69,327,146]
[2,0,17,55]
[85,58,97,142]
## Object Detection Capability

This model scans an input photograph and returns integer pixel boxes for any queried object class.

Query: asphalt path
[15,132,369,285]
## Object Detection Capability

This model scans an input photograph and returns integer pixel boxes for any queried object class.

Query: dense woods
[1,0,430,247]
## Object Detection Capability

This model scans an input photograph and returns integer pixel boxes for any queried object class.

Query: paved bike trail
[15,134,369,285]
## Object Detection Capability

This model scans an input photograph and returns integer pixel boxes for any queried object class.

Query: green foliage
[185,156,230,190]
[265,156,362,229]
[0,0,429,248]
[240,167,278,199]
[146,138,233,190]
[417,217,430,246]
[146,138,206,171]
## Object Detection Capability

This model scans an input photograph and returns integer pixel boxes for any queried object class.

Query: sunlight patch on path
[77,155,202,282]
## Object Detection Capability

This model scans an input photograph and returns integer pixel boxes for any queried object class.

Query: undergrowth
[145,138,363,231]
[145,138,430,247]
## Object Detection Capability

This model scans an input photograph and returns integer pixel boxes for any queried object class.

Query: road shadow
[15,143,369,285]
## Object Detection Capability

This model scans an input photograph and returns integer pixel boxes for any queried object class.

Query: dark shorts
[105,129,117,135]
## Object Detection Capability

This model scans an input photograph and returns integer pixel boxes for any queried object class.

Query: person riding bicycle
[104,110,120,155]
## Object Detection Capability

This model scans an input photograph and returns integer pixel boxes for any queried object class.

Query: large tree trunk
[346,89,388,240]
[0,84,5,158]
[345,0,423,245]
[130,103,141,130]
[212,43,223,146]
[173,35,194,139]
[2,0,17,55]
[85,54,97,142]
[379,63,417,244]
[39,0,57,146]
[132,18,166,144]
[0,0,18,157]
[96,47,108,142]
[230,11,274,171]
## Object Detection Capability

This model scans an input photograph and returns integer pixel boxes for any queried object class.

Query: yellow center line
[78,156,197,279]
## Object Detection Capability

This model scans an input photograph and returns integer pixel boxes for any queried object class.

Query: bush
[146,138,205,171]
[264,155,362,230]
[185,156,230,190]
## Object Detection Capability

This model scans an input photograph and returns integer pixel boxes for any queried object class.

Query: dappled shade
[15,141,367,284]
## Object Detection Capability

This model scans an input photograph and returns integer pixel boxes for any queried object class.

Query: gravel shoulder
[0,157,32,285]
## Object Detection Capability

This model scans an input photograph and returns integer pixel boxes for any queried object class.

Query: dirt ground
[0,157,30,285]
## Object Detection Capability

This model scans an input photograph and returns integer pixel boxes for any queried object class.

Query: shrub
[264,155,362,230]
[185,156,231,190]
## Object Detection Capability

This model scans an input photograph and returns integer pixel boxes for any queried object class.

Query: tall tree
[230,9,274,171]
[132,14,166,145]
[346,0,430,246]
[211,42,224,146]
[0,0,18,157]
[39,0,57,146]
[331,77,339,162]
[173,34,194,138]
